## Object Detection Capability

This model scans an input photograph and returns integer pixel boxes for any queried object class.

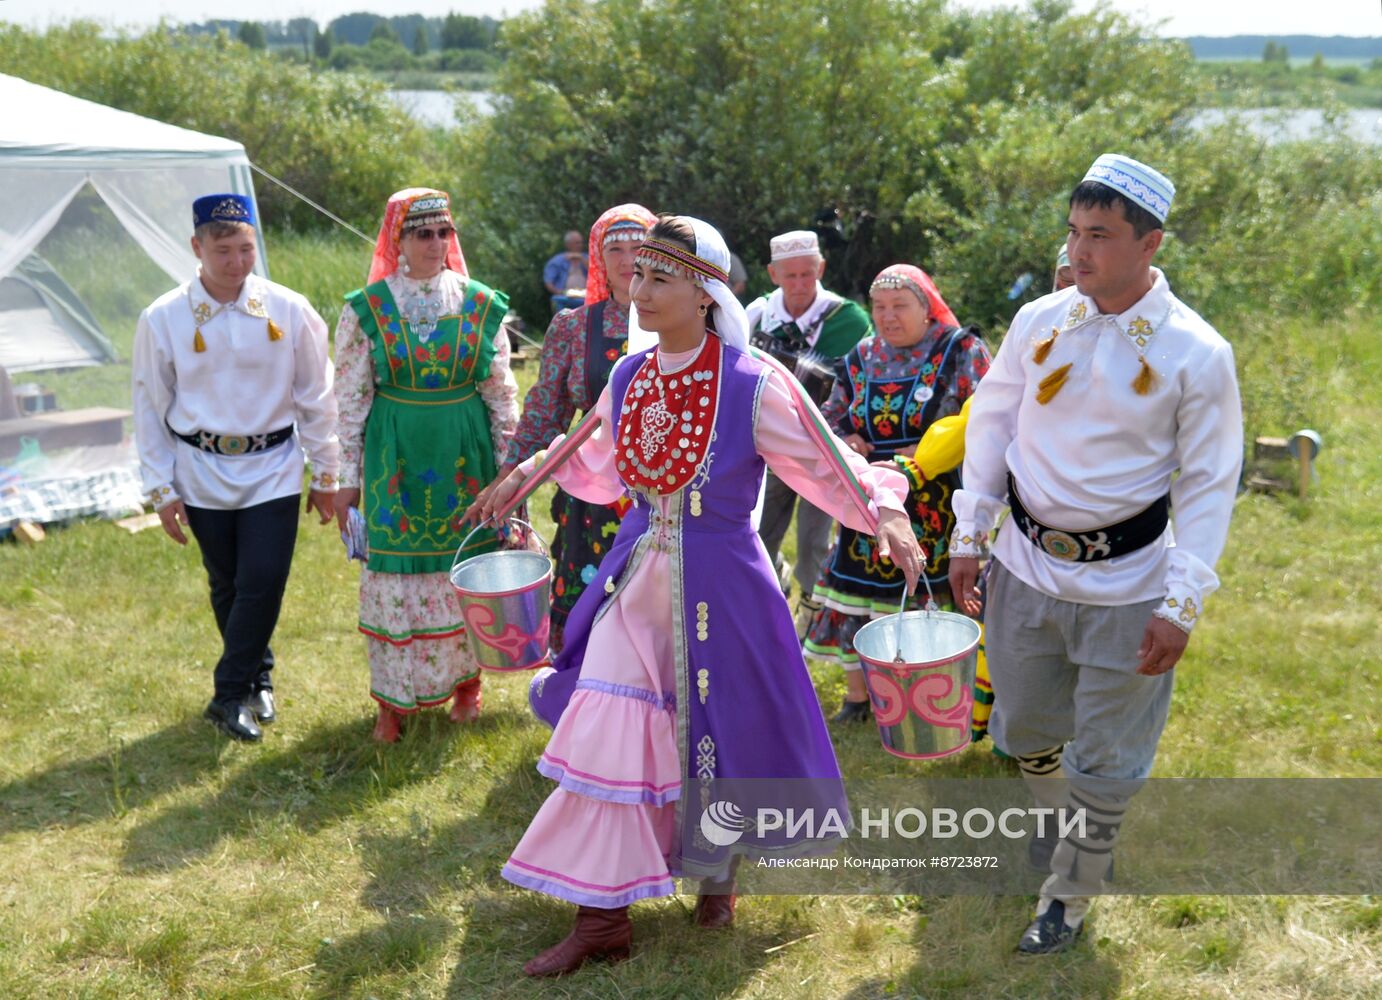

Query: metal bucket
[449,519,552,672]
[854,609,981,760]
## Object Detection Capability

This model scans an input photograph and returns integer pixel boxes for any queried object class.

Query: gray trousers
[756,471,834,598]
[986,559,1175,910]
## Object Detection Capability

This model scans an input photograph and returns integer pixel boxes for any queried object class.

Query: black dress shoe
[203,700,262,742]
[1016,900,1083,955]
[830,698,872,724]
[246,688,276,725]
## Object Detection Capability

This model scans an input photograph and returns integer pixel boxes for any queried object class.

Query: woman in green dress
[333,188,518,742]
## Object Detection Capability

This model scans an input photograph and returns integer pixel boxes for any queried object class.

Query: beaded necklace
[398,274,444,343]
[616,335,722,493]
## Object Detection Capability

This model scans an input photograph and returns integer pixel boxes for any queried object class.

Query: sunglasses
[409,226,455,242]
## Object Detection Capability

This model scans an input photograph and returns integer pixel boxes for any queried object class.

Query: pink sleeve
[754,367,908,533]
[517,382,626,506]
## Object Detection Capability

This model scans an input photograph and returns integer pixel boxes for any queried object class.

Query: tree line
[1,2,1378,334]
[189,13,501,69]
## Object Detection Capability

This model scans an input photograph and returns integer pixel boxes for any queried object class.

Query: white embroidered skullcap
[1082,153,1175,223]
[769,230,821,262]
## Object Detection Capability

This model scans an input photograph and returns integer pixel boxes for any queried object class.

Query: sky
[1,0,1378,37]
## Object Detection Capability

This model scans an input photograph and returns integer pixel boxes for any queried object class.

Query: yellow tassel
[1132,355,1157,395]
[267,319,284,342]
[1032,327,1059,365]
[193,328,206,353]
[1035,363,1072,405]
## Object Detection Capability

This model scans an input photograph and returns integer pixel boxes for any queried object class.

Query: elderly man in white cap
[747,230,871,629]
[949,154,1242,954]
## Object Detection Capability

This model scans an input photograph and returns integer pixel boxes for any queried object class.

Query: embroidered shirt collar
[190,272,267,322]
[1062,267,1172,344]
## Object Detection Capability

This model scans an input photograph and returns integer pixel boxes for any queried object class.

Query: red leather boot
[522,905,632,977]
[448,677,481,724]
[693,858,739,928]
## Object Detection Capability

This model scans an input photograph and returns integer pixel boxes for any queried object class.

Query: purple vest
[530,337,847,877]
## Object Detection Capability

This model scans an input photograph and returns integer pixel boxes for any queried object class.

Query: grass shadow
[837,898,1125,1000]
[313,913,453,997]
[119,707,523,873]
[445,891,809,998]
[0,720,226,837]
[356,756,545,917]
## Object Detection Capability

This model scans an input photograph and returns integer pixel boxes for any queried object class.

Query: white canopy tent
[0,75,270,530]
[0,72,267,288]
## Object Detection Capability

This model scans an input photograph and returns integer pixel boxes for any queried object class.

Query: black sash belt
[173,424,294,456]
[1007,472,1169,563]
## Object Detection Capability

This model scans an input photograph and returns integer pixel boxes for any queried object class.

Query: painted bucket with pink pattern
[449,520,552,671]
[853,610,980,760]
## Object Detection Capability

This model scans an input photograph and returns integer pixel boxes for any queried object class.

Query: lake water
[386,89,495,127]
[1188,107,1382,144]
[390,90,1382,144]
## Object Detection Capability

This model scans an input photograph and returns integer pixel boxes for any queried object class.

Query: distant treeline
[1184,35,1382,61]
[184,13,500,54]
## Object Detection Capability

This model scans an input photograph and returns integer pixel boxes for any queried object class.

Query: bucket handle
[893,551,938,663]
[452,516,549,575]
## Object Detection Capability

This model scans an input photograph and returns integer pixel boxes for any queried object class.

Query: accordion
[750,322,837,408]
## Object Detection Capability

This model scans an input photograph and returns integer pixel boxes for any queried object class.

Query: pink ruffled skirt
[502,550,684,907]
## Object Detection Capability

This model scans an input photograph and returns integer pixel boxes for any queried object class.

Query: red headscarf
[368,187,467,283]
[870,264,959,328]
[584,203,657,305]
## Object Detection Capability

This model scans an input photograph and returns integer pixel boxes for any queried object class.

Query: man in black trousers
[132,194,339,741]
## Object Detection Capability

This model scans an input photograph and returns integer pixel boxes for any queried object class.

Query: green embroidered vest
[345,276,509,574]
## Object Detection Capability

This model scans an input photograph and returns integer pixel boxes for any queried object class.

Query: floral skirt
[358,567,478,711]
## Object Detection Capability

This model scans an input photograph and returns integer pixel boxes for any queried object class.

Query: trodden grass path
[0,314,1378,998]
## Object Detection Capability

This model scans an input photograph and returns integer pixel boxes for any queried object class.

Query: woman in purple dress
[472,216,922,977]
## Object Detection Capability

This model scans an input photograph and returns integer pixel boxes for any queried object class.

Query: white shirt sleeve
[951,312,1027,556]
[332,304,373,490]
[1155,341,1243,632]
[130,309,180,509]
[291,299,340,491]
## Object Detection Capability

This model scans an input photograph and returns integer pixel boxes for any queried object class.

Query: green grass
[2,265,1379,995]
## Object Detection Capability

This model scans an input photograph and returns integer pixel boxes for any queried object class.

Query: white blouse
[951,269,1243,632]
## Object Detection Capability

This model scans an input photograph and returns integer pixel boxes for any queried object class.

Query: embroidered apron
[823,328,966,601]
[346,277,508,574]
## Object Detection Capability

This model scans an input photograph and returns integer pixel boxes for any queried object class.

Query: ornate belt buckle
[220,435,249,455]
[1040,530,1082,561]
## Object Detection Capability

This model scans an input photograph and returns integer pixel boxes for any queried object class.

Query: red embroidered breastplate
[616,336,722,494]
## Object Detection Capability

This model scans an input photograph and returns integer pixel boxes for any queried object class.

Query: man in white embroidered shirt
[948,155,1242,955]
[132,194,339,742]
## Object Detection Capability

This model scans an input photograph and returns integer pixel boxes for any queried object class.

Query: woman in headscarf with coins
[332,188,518,743]
[494,203,657,651]
[804,264,990,723]
[469,215,922,977]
